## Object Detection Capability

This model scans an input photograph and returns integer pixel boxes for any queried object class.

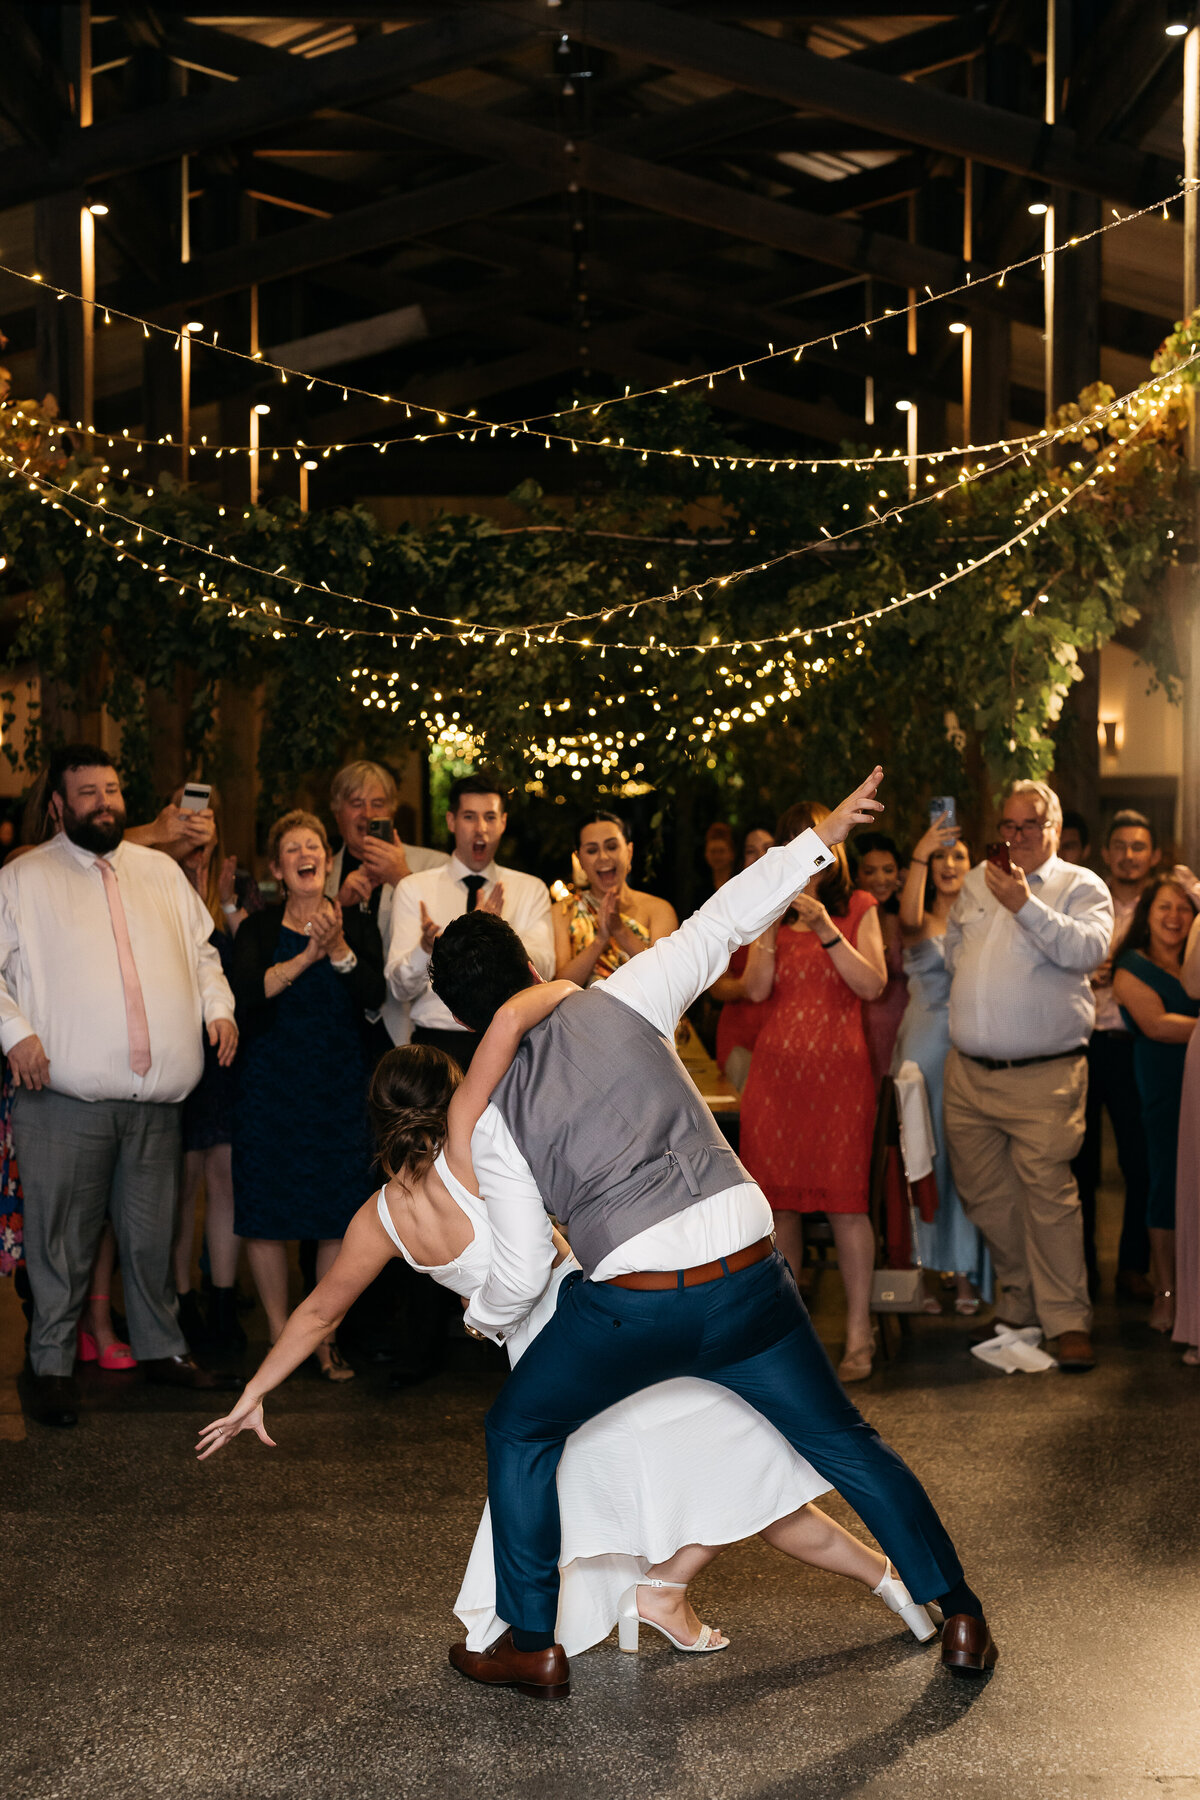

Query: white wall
[1097,641,1183,781]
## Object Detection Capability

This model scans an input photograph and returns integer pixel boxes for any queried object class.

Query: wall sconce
[1098,717,1123,756]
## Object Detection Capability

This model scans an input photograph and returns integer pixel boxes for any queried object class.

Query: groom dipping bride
[198,767,997,1696]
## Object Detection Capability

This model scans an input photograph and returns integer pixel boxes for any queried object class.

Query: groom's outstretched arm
[604,767,884,1037]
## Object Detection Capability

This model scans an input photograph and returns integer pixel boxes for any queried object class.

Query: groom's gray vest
[489,987,748,1277]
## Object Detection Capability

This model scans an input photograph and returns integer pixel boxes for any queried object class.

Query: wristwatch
[463,1321,494,1343]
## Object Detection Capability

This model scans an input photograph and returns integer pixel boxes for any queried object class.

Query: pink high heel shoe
[78,1294,137,1371]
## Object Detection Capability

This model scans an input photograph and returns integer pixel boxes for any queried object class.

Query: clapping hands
[306,899,350,962]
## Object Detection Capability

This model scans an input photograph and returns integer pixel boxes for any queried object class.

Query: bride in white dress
[198,981,934,1657]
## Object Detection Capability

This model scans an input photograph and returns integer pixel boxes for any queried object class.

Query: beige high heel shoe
[617,1579,729,1654]
[838,1330,877,1383]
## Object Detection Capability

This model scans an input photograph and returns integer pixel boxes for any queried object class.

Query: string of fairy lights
[4,354,1191,645]
[1,178,1194,478]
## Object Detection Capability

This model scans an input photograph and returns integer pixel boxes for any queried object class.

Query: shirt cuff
[202,1002,236,1026]
[792,825,834,874]
[0,1014,36,1056]
[462,1298,506,1344]
[1015,894,1050,933]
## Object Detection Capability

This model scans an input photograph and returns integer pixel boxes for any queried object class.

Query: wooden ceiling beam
[0,8,538,210]
[368,91,1037,319]
[548,0,1179,204]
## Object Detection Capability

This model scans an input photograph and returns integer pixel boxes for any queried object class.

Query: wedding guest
[231,810,384,1382]
[739,801,887,1382]
[1112,875,1200,1335]
[1074,810,1159,1299]
[1058,811,1091,867]
[1170,885,1200,1366]
[386,769,554,1071]
[854,832,908,1089]
[326,759,447,1056]
[943,781,1112,1372]
[0,744,238,1428]
[703,822,737,892]
[896,812,991,1314]
[172,793,245,1356]
[709,828,776,1090]
[742,826,775,869]
[554,811,678,986]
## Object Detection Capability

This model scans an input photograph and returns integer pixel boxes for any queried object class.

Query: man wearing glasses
[942,781,1113,1371]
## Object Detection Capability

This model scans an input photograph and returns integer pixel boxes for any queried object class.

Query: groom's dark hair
[429,910,536,1035]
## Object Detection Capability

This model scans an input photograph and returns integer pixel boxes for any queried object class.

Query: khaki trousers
[943,1048,1091,1338]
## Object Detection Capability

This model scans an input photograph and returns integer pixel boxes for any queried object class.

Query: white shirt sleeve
[181,879,235,1024]
[1014,877,1114,973]
[943,887,966,975]
[463,1103,557,1342]
[0,873,32,1052]
[513,876,555,981]
[603,827,835,1036]
[385,873,433,1002]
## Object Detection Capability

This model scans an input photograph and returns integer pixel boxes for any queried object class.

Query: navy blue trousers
[485,1251,964,1636]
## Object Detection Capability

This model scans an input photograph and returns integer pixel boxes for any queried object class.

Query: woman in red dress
[738,801,887,1383]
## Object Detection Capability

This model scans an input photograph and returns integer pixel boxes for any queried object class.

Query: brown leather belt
[604,1235,775,1291]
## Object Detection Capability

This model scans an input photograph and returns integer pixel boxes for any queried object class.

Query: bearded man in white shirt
[426,768,997,1697]
[0,745,239,1429]
[943,780,1114,1373]
[385,768,554,1070]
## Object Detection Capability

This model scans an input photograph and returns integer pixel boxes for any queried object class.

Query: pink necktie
[97,858,152,1077]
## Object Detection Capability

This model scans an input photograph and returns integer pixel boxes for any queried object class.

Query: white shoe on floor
[617,1578,730,1654]
[872,1559,938,1643]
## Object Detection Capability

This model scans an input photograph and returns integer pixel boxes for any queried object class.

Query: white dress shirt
[326,840,448,1044]
[944,854,1113,1061]
[0,835,236,1104]
[1091,892,1138,1034]
[386,855,555,1034]
[463,827,834,1341]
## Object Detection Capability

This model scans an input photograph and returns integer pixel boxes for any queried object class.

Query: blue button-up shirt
[945,854,1114,1060]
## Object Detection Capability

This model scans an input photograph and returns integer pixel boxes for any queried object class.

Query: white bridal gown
[376,1153,831,1657]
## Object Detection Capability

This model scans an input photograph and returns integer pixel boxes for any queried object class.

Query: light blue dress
[892,934,993,1294]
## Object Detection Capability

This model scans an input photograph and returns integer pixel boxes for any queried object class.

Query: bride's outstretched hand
[816,767,884,847]
[196,1394,276,1461]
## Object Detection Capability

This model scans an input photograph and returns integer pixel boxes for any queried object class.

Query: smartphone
[365,818,394,841]
[180,782,212,813]
[985,840,1013,874]
[930,795,957,833]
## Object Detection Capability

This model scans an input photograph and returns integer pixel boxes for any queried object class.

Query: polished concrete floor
[4,1162,1200,1800]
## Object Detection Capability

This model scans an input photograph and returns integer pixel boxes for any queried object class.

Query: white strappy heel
[872,1559,938,1643]
[617,1578,730,1654]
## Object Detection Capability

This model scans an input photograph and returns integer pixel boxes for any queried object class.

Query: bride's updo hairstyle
[368,1044,462,1183]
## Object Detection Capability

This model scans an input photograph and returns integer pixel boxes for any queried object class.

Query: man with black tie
[386,769,554,1071]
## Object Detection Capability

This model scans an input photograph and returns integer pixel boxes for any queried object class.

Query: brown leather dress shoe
[449,1629,570,1700]
[142,1354,238,1391]
[941,1614,999,1675]
[1054,1331,1096,1371]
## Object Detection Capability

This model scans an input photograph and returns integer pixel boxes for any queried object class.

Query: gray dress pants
[12,1087,188,1376]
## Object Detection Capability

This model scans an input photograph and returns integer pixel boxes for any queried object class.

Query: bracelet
[275,965,293,987]
[819,934,842,950]
[330,949,357,974]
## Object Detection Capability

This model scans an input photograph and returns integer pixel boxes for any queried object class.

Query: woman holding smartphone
[895,808,991,1314]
